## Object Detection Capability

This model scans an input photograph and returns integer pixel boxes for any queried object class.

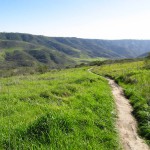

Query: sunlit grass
[0,68,121,149]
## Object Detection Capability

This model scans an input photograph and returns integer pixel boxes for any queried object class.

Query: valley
[0,33,150,70]
[0,33,150,149]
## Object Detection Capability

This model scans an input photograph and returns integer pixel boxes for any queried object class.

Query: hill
[0,32,150,69]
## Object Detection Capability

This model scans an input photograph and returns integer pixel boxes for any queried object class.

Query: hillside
[1,60,149,149]
[0,32,150,69]
[0,67,121,150]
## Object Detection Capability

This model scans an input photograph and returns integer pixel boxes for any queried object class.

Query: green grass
[92,60,150,144]
[0,67,121,149]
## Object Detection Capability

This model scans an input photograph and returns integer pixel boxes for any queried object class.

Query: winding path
[88,68,149,150]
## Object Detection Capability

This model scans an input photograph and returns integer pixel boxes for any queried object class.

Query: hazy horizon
[1,0,150,39]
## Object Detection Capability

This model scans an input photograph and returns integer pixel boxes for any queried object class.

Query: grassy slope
[1,33,150,67]
[92,61,150,144]
[0,68,120,150]
[0,40,76,69]
[1,33,150,70]
[0,39,105,69]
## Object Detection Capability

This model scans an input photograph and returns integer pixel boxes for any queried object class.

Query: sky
[0,0,150,39]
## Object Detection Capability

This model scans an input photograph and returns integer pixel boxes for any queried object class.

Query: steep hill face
[0,32,150,69]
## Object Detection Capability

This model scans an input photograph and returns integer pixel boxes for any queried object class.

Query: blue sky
[0,0,150,39]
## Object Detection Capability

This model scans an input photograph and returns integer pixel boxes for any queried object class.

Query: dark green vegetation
[0,68,121,150]
[92,59,150,144]
[1,32,150,70]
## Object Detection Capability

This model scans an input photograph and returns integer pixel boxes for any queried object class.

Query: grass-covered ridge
[92,60,150,144]
[1,32,150,70]
[0,68,120,149]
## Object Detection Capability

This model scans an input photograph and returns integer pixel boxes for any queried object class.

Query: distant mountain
[0,32,150,69]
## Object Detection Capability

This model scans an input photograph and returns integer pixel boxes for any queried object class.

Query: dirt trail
[88,68,149,150]
[107,78,149,150]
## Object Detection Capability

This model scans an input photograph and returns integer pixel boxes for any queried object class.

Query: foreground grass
[0,68,120,149]
[92,61,150,144]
